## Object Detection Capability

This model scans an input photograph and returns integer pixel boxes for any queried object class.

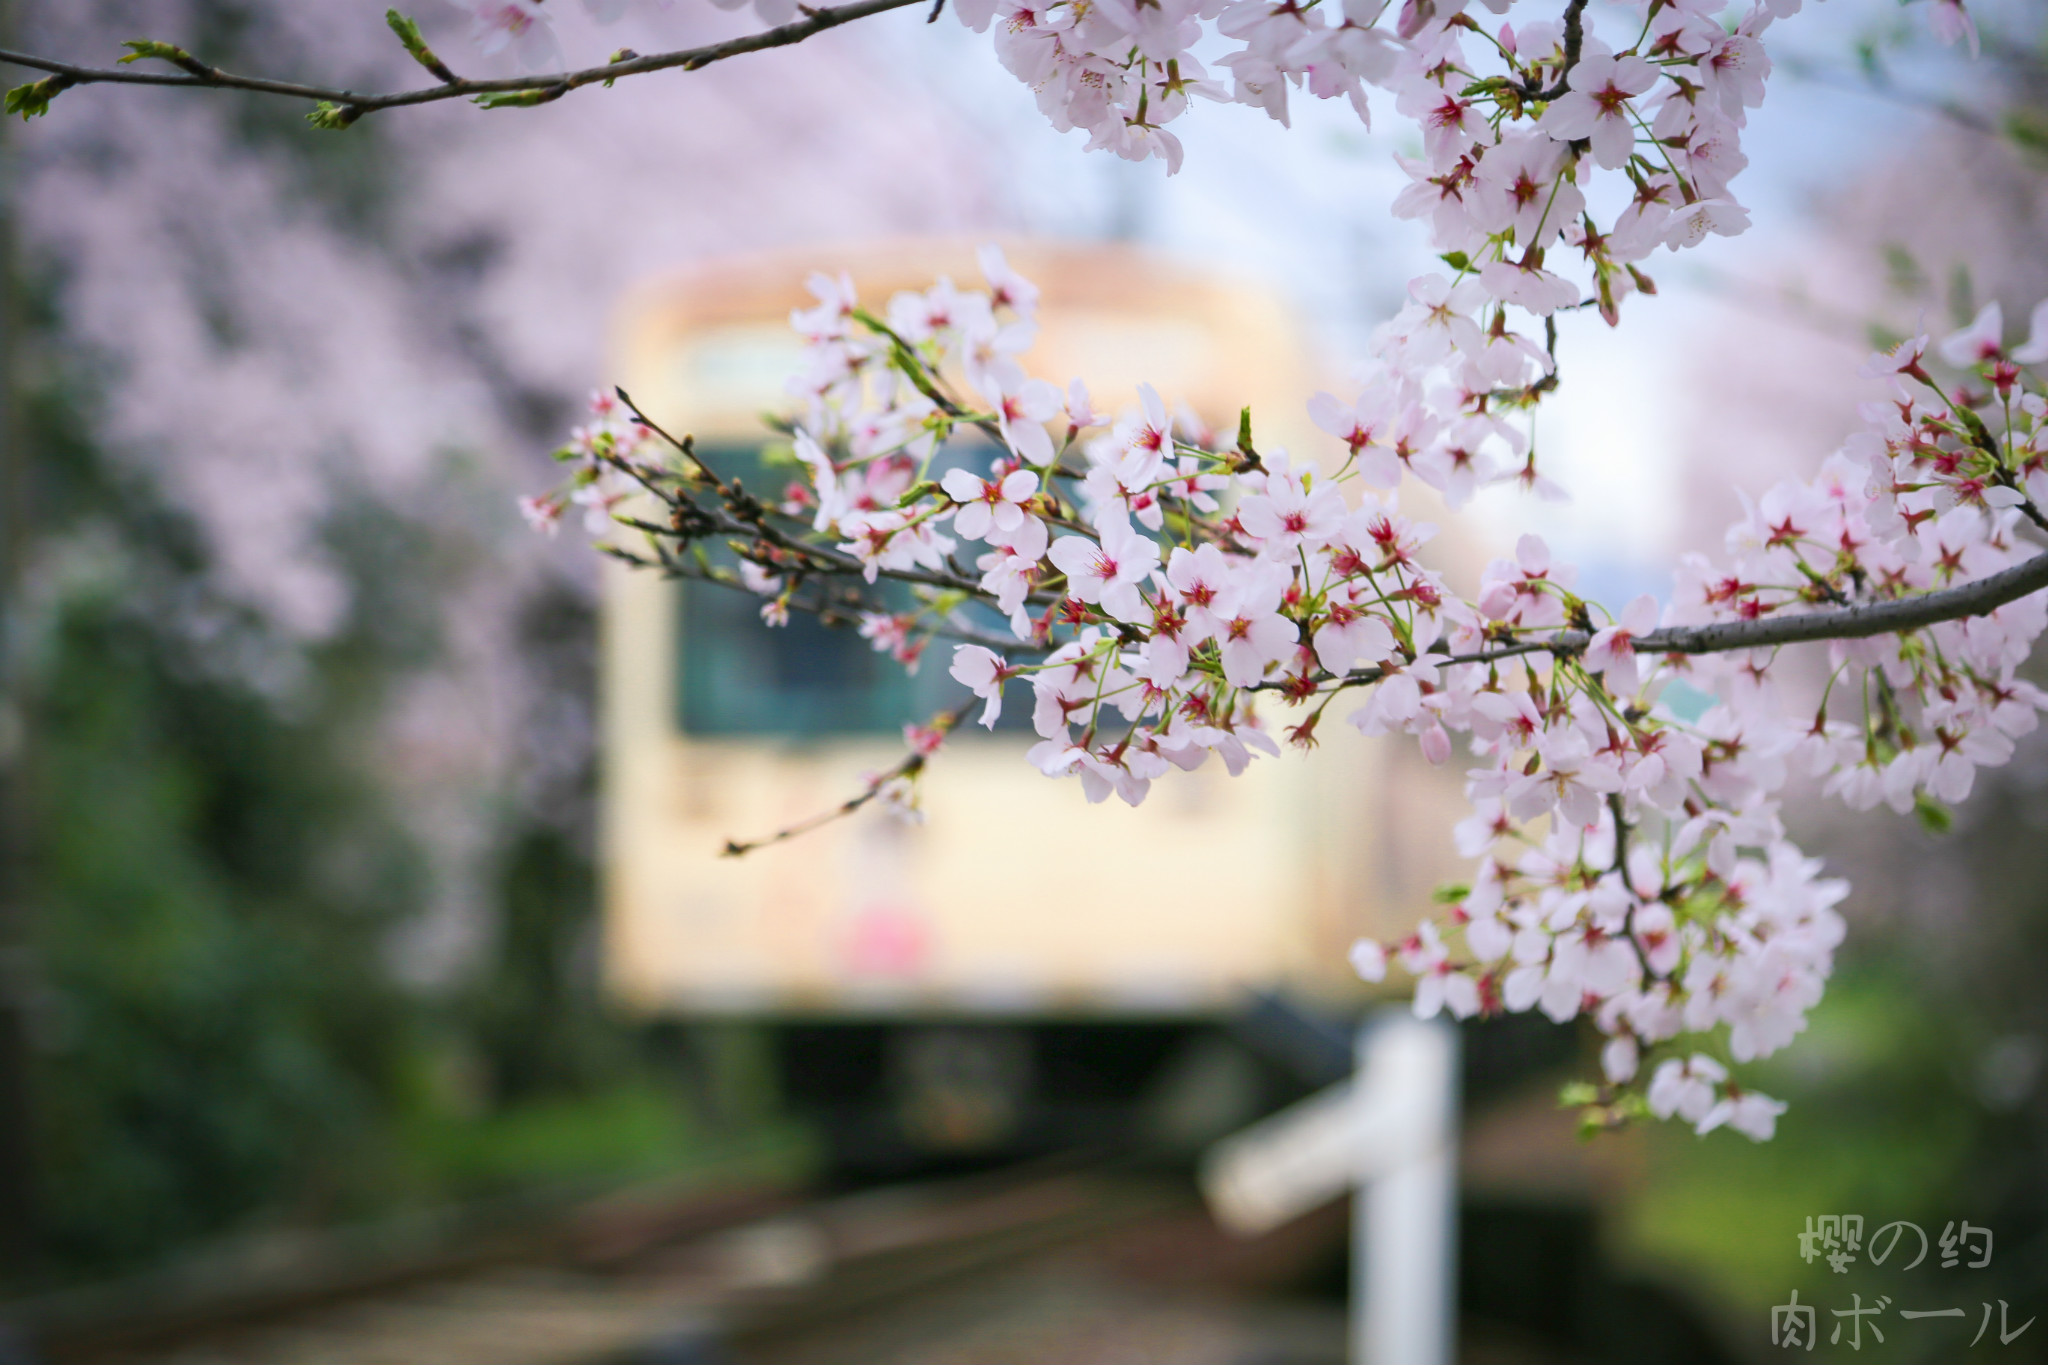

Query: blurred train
[599,241,1471,1174]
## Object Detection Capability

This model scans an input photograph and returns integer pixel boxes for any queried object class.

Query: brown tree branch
[645,444,2048,698]
[706,548,2048,855]
[1243,547,2048,694]
[1,0,921,125]
[601,540,1034,652]
[1638,549,2048,654]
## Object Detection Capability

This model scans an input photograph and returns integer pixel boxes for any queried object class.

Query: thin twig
[634,550,1038,651]
[0,0,920,124]
[720,697,978,856]
[720,783,903,857]
[607,387,1064,606]
[1607,792,1630,874]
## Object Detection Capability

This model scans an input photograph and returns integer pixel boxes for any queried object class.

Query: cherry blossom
[1238,461,1346,556]
[991,379,1065,465]
[1584,593,1659,694]
[535,256,2048,1139]
[517,493,564,537]
[1938,301,2005,368]
[0,0,2018,1152]
[1048,512,1161,621]
[1539,52,1659,169]
[457,0,566,71]
[2014,302,2048,365]
[1925,0,1980,57]
[943,466,1041,544]
[949,645,1020,727]
[508,0,2044,1145]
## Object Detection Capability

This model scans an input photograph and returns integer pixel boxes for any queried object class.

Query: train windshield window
[674,442,1029,738]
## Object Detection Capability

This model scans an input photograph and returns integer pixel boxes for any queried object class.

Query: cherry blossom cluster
[451,0,1976,199]
[471,0,1810,494]
[519,389,663,536]
[1369,299,2048,1140]
[502,0,2016,1141]
[474,0,1987,579]
[531,239,2048,1140]
[1662,298,2048,819]
[0,0,2010,1148]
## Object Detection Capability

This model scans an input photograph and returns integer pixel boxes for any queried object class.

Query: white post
[1194,1005,1462,1364]
[1352,1010,1459,1365]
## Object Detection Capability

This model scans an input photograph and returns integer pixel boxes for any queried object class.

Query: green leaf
[897,479,940,508]
[5,75,73,121]
[1558,1081,1600,1108]
[1430,883,1471,904]
[384,10,454,79]
[304,101,357,131]
[118,39,192,66]
[1913,792,1952,834]
[602,48,640,87]
[1439,250,1471,272]
[472,89,559,110]
[385,11,426,52]
[1952,401,1999,455]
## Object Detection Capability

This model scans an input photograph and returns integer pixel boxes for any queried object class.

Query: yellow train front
[600,240,1468,1174]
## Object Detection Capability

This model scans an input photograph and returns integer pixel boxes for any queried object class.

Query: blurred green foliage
[1619,968,1981,1312]
[8,262,733,1292]
[21,330,412,1269]
[1614,880,2048,1359]
[0,3,802,1288]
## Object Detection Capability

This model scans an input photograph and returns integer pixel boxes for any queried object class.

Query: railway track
[7,1154,1343,1365]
